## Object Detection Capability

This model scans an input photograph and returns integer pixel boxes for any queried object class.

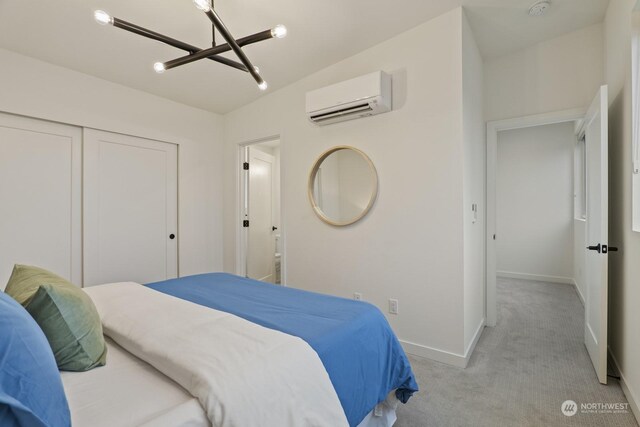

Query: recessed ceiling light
[528,1,551,16]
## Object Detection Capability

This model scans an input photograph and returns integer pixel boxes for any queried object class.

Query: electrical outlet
[389,298,398,315]
[353,292,362,301]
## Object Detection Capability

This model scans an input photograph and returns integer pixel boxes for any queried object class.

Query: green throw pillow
[5,264,107,371]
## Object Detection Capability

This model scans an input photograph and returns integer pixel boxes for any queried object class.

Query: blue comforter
[147,273,418,427]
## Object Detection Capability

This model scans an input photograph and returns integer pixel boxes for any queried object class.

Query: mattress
[60,338,209,427]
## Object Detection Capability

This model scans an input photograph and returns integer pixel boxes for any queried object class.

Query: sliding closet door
[0,113,82,287]
[83,129,178,286]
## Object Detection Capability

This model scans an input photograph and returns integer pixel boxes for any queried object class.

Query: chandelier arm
[211,0,216,46]
[162,29,273,71]
[202,9,263,86]
[209,55,247,71]
[112,17,247,72]
[236,30,274,47]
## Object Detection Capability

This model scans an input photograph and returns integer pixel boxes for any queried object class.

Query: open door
[246,146,276,283]
[583,85,609,384]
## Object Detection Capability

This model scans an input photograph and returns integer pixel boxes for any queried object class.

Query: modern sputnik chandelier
[93,0,287,91]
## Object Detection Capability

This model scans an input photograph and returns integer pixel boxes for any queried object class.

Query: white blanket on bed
[84,282,348,427]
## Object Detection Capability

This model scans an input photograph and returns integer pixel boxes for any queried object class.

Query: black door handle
[169,234,175,240]
[587,244,619,254]
[272,226,278,231]
[587,244,601,253]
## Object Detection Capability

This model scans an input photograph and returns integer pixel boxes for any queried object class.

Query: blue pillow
[0,291,71,427]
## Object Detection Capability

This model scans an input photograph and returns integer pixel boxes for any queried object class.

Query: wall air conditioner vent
[309,103,374,123]
[306,71,391,126]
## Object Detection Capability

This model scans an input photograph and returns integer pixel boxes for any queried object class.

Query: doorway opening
[486,108,586,327]
[495,121,578,288]
[491,120,584,370]
[238,138,282,284]
[486,86,610,384]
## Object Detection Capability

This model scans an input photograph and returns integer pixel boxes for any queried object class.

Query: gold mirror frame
[307,146,378,226]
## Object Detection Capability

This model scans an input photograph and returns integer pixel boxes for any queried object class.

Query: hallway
[396,278,637,426]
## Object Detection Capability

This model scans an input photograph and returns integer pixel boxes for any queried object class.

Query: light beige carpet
[394,278,638,427]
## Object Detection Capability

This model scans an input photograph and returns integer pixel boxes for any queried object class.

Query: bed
[62,273,419,426]
[61,338,209,427]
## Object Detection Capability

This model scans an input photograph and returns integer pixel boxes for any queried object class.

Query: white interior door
[247,147,275,282]
[83,129,178,286]
[583,85,609,384]
[0,113,82,286]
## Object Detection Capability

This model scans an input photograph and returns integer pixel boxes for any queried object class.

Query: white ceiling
[0,0,609,114]
[465,0,609,58]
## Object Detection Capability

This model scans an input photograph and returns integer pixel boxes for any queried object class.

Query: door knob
[587,243,619,254]
[587,244,601,253]
[169,234,175,240]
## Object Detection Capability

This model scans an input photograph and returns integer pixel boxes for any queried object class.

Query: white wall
[223,8,483,365]
[461,12,486,353]
[496,122,575,283]
[604,0,640,421]
[0,48,224,277]
[484,24,604,121]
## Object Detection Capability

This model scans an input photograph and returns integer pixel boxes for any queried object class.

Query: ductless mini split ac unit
[305,71,392,125]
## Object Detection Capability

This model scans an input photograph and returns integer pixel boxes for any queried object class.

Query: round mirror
[308,146,378,226]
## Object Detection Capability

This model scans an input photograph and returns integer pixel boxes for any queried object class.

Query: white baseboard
[498,271,585,305]
[608,347,640,424]
[401,318,485,369]
[401,340,467,368]
[571,278,585,306]
[497,270,575,285]
[463,318,485,368]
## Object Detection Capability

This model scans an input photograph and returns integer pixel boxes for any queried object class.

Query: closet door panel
[83,129,177,286]
[0,113,82,287]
